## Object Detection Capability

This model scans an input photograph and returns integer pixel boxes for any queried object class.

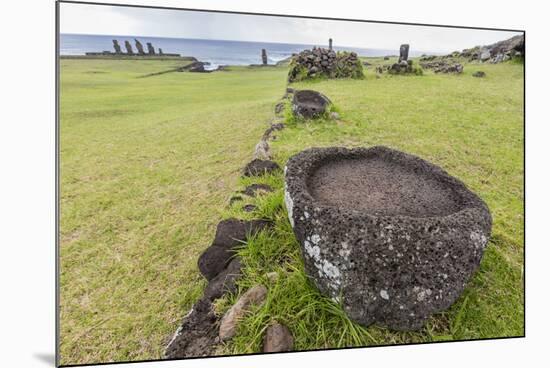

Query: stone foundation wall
[288,48,364,82]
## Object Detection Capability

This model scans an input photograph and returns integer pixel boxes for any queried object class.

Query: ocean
[60,34,422,70]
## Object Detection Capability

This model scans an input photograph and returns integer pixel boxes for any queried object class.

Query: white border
[2,1,548,367]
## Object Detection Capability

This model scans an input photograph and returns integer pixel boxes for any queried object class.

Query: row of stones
[164,101,291,359]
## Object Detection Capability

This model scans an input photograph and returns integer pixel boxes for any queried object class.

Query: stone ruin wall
[288,48,364,82]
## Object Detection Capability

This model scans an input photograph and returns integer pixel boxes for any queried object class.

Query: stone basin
[284,146,492,330]
[292,90,331,119]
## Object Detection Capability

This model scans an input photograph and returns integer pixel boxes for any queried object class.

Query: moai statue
[112,40,122,54]
[134,38,145,55]
[158,48,163,55]
[399,44,410,63]
[329,38,333,50]
[261,48,268,65]
[146,42,155,55]
[124,40,134,55]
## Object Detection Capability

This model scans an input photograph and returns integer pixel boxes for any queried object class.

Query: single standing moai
[134,38,145,55]
[158,48,163,55]
[399,44,410,63]
[146,42,155,55]
[261,49,268,65]
[329,38,333,50]
[112,39,122,54]
[124,40,134,55]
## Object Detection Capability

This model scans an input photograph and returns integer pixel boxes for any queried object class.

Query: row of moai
[112,39,163,56]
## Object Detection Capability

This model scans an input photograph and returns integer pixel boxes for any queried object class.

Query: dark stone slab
[243,159,281,177]
[229,195,243,206]
[284,146,492,330]
[198,245,234,281]
[291,90,331,119]
[212,218,273,249]
[242,184,274,197]
[262,49,268,65]
[164,297,218,358]
[472,71,486,78]
[203,257,242,301]
[242,204,257,212]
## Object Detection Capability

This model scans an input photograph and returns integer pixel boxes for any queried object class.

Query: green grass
[60,57,523,365]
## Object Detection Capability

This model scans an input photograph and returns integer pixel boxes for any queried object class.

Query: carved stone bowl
[284,146,492,330]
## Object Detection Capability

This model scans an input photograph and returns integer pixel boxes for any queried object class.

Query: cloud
[60,3,522,53]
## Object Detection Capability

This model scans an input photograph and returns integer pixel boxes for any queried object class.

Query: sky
[60,3,522,53]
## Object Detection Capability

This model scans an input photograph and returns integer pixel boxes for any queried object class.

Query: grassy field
[60,57,523,365]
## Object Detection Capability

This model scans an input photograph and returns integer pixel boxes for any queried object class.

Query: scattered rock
[263,322,294,352]
[243,159,281,177]
[329,111,340,120]
[274,102,285,115]
[448,35,523,63]
[266,271,279,283]
[242,183,273,197]
[420,60,463,74]
[212,218,273,249]
[229,195,243,206]
[292,90,332,119]
[203,257,242,301]
[242,204,257,212]
[164,298,218,358]
[388,60,423,75]
[253,139,272,160]
[286,87,295,94]
[219,285,268,341]
[198,245,234,281]
[284,146,492,330]
[472,71,486,78]
[435,63,463,74]
[262,122,285,141]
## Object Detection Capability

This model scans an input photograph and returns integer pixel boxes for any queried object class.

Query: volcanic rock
[284,146,492,330]
[292,90,332,119]
[164,298,218,358]
[212,218,273,249]
[198,245,234,281]
[253,139,272,160]
[219,285,268,341]
[242,183,274,197]
[203,257,243,301]
[242,204,257,213]
[263,322,294,352]
[243,159,281,176]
